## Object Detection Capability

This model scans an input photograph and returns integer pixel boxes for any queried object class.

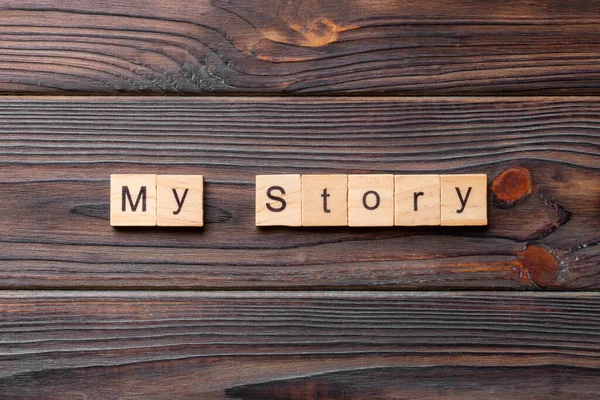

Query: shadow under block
[110,174,157,226]
[395,175,441,226]
[157,175,204,227]
[302,175,348,226]
[348,175,394,227]
[256,175,302,226]
[441,174,488,226]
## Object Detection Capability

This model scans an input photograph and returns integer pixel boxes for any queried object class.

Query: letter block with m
[110,174,157,226]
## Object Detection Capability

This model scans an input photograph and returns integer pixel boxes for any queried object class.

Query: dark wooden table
[1,1,599,399]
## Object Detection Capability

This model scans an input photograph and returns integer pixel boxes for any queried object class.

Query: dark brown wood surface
[2,1,600,397]
[2,291,600,399]
[1,0,600,94]
[0,97,597,290]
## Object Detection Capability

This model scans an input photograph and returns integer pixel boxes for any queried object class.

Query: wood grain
[3,3,599,397]
[227,365,600,400]
[1,291,599,399]
[0,96,598,290]
[1,0,600,94]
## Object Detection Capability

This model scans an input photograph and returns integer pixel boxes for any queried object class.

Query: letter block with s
[255,175,302,226]
[110,174,157,226]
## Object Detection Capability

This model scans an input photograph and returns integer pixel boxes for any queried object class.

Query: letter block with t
[256,175,302,226]
[110,174,157,226]
[440,174,488,226]
[302,174,348,226]
[157,175,204,227]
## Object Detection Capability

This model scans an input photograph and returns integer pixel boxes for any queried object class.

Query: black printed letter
[122,186,147,212]
[413,192,424,211]
[455,187,472,214]
[266,186,286,212]
[362,190,380,210]
[172,188,189,215]
[321,188,331,213]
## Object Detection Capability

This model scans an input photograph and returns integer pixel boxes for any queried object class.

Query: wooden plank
[0,96,598,289]
[1,291,599,399]
[1,1,600,94]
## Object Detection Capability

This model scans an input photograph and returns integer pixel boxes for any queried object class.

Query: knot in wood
[491,166,533,208]
[517,244,560,288]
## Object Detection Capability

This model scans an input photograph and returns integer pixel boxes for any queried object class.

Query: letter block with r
[394,175,441,226]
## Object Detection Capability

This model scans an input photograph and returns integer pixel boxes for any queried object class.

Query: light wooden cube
[157,175,204,227]
[395,175,440,226]
[256,175,302,226]
[441,174,488,226]
[348,174,394,227]
[302,174,348,226]
[110,174,157,226]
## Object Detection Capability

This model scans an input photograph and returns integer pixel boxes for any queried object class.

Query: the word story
[256,174,487,227]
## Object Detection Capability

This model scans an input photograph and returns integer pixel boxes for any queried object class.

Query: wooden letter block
[302,175,348,226]
[348,174,394,227]
[441,174,488,226]
[157,175,204,227]
[110,174,157,226]
[395,175,440,226]
[256,175,302,226]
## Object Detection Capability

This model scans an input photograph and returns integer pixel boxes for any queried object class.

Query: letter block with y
[256,175,302,226]
[157,175,204,227]
[441,174,488,226]
[110,174,157,226]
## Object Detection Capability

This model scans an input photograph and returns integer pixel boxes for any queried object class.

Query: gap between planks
[1,291,599,299]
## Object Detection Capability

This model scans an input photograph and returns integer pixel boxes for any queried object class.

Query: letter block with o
[348,175,394,227]
[110,174,157,226]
